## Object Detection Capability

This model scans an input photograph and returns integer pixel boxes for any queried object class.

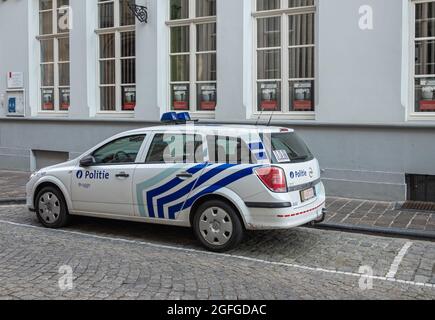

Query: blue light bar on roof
[161,112,193,123]
[161,112,178,123]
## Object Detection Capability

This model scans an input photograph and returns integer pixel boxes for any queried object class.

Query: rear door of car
[133,131,207,220]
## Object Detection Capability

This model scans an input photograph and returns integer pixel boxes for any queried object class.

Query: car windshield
[264,132,314,164]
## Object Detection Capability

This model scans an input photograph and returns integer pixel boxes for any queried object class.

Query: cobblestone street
[0,204,434,300]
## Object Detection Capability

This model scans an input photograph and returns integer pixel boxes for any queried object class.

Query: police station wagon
[26,112,326,252]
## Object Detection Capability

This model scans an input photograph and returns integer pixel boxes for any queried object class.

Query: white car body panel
[26,124,326,231]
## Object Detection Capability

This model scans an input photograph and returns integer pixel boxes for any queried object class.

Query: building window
[97,0,136,112]
[254,0,315,114]
[413,1,435,114]
[167,0,217,112]
[38,0,71,112]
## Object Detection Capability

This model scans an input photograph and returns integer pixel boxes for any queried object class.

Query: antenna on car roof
[266,108,276,127]
[255,107,265,126]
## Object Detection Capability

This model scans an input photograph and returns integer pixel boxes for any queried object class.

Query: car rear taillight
[255,167,287,193]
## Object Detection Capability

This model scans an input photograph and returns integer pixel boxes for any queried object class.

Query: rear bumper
[244,198,326,230]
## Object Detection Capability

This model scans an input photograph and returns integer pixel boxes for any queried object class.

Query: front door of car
[133,132,207,220]
[71,134,146,216]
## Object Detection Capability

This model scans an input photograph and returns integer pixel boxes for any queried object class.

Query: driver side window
[92,135,146,165]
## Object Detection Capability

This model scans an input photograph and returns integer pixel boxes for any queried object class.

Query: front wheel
[193,200,244,252]
[35,186,70,228]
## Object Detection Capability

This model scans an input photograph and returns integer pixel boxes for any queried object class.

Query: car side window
[146,133,204,164]
[92,135,146,165]
[207,136,253,164]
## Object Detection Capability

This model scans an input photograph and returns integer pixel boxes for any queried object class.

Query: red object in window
[123,102,136,111]
[200,101,216,111]
[419,100,435,111]
[43,102,54,110]
[260,100,278,111]
[293,100,313,111]
[60,103,70,111]
[255,166,287,193]
[173,101,189,110]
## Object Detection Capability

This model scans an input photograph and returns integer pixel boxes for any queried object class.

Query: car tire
[193,200,244,252]
[35,186,70,229]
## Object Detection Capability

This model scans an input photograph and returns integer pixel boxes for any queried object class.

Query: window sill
[37,111,69,117]
[250,111,315,121]
[407,112,435,121]
[95,111,135,119]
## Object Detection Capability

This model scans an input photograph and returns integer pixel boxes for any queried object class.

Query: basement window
[406,174,435,202]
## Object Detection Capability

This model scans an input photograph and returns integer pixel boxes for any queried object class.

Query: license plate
[300,187,315,202]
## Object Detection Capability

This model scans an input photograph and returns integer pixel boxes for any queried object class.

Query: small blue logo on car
[289,172,295,179]
[76,171,83,179]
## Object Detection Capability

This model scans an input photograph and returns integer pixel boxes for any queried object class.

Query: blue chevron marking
[156,164,238,218]
[167,166,261,220]
[146,163,208,218]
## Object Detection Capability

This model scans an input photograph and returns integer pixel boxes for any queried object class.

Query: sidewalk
[318,197,435,240]
[0,170,434,239]
[0,170,28,203]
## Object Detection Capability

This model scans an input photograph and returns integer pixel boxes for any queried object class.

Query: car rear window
[266,132,314,164]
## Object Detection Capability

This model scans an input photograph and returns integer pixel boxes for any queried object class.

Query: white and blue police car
[26,112,326,252]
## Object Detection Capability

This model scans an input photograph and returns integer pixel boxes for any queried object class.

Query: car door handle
[176,172,193,179]
[116,172,130,178]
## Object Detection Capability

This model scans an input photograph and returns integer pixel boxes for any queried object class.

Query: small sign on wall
[7,72,24,89]
[6,90,25,117]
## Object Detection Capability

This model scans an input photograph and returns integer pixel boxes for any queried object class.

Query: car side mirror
[80,155,95,167]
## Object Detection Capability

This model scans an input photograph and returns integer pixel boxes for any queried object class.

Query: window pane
[58,38,69,62]
[289,14,314,46]
[415,78,435,112]
[120,0,136,26]
[197,53,216,81]
[289,0,314,7]
[40,39,54,63]
[416,2,435,38]
[171,55,190,81]
[41,88,55,110]
[257,49,281,79]
[257,17,281,48]
[99,2,114,28]
[40,0,52,10]
[93,135,145,164]
[100,86,116,111]
[100,60,116,84]
[99,33,115,58]
[257,0,280,11]
[122,86,136,111]
[197,83,217,111]
[289,47,314,79]
[257,82,281,111]
[59,87,70,111]
[415,40,435,76]
[290,80,314,111]
[57,5,71,33]
[121,59,136,84]
[39,11,53,35]
[170,0,189,20]
[41,64,54,86]
[171,84,190,110]
[207,136,252,164]
[146,134,203,164]
[196,0,216,17]
[57,0,69,8]
[59,63,70,86]
[121,32,136,57]
[197,23,216,52]
[171,26,190,53]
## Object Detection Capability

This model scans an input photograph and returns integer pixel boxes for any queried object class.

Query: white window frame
[36,0,70,114]
[166,0,217,117]
[252,0,316,120]
[96,0,136,115]
[408,0,435,121]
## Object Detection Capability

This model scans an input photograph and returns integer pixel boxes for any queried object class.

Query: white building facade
[1,0,435,202]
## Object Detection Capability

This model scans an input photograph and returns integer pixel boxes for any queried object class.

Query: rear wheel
[35,186,70,228]
[193,200,244,252]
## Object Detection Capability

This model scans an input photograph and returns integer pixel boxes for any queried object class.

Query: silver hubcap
[199,207,233,246]
[38,192,61,223]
